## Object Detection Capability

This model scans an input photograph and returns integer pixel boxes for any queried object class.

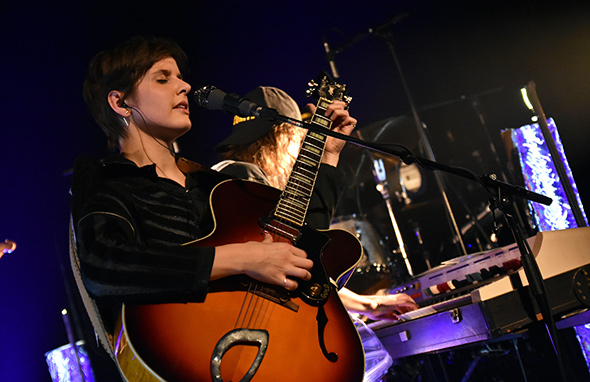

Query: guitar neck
[274,97,333,227]
[1,239,16,256]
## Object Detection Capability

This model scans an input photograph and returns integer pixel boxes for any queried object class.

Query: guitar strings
[236,269,272,331]
[248,286,270,329]
[234,285,251,329]
[244,284,263,329]
[235,231,288,331]
[237,283,258,329]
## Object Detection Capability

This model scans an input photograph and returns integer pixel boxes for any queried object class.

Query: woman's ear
[107,90,130,117]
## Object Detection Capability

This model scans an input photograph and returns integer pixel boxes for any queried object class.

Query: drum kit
[321,13,512,296]
[331,215,394,294]
[331,113,490,294]
[331,116,426,293]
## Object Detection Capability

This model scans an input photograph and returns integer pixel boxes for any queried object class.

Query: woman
[73,36,388,381]
[74,37,319,310]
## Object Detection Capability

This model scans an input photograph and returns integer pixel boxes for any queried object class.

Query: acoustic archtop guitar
[114,74,365,382]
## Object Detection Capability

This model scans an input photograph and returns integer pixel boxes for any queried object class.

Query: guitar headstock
[1,239,16,258]
[306,72,352,106]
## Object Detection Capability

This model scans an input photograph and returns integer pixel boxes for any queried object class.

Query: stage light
[521,87,533,111]
[521,87,538,122]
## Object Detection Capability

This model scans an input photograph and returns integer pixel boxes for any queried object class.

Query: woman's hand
[307,100,357,167]
[212,233,313,291]
[338,287,419,321]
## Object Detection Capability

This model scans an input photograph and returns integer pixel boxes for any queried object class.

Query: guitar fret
[275,210,305,226]
[317,98,332,110]
[284,194,310,206]
[305,140,324,150]
[308,131,326,142]
[301,147,322,158]
[310,138,325,146]
[294,166,317,179]
[281,188,308,200]
[310,114,331,128]
[277,202,307,220]
[275,210,305,223]
[294,161,318,171]
[307,130,327,143]
[287,181,313,195]
[299,151,321,163]
[281,190,311,205]
[282,191,309,205]
[302,144,321,156]
[278,199,307,212]
[299,156,320,168]
[286,186,312,200]
[300,150,321,162]
[283,191,310,205]
[291,172,313,185]
[303,140,324,152]
[279,205,306,220]
[278,203,305,217]
[299,157,317,167]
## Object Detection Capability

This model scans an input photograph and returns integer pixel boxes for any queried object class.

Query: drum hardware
[331,215,397,293]
[458,206,504,252]
[371,24,468,259]
[370,154,414,277]
[364,151,423,206]
[397,162,423,204]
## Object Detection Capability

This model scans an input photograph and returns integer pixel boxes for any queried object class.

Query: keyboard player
[340,287,418,321]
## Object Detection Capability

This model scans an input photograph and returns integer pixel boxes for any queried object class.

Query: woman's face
[127,57,192,141]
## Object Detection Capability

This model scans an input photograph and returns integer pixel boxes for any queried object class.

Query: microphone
[194,86,278,120]
[323,36,339,79]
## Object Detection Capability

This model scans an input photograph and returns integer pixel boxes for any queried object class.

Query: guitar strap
[69,216,128,379]
[210,159,236,172]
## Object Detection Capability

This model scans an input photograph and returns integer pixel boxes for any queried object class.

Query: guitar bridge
[240,278,298,312]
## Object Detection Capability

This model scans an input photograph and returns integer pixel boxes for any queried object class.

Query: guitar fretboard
[275,98,333,227]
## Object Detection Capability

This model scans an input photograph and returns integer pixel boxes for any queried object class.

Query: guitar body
[114,179,365,381]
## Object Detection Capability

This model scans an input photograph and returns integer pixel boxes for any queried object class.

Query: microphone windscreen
[194,86,226,110]
[206,88,227,110]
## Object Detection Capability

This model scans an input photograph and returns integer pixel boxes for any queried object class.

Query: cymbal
[355,115,419,148]
[338,115,421,184]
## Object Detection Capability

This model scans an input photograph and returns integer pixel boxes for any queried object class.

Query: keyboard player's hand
[338,287,419,321]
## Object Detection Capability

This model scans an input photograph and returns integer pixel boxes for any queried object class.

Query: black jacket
[71,154,346,310]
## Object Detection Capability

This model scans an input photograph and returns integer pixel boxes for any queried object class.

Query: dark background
[1,0,589,380]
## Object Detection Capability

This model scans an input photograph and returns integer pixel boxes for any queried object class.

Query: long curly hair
[220,122,307,190]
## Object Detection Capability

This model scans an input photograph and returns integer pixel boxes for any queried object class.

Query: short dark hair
[82,36,189,148]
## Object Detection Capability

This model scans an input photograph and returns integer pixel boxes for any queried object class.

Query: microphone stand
[337,15,468,258]
[264,110,569,381]
[375,26,469,259]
